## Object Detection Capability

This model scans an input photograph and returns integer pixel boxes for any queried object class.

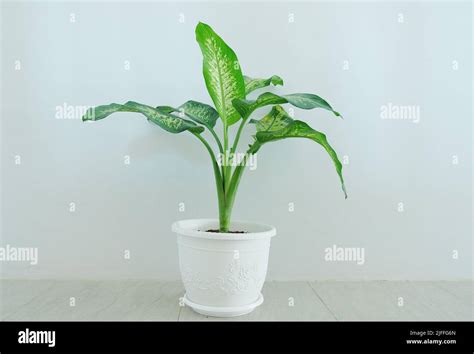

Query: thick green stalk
[209,127,226,184]
[221,114,252,231]
[192,130,261,233]
[191,132,226,231]
[223,125,233,193]
[220,124,231,231]
[222,141,262,230]
[220,113,257,231]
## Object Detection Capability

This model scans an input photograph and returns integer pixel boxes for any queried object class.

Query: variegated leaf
[195,22,246,126]
[244,75,283,95]
[250,105,293,132]
[255,119,346,198]
[155,105,176,114]
[83,102,204,134]
[233,92,341,118]
[178,100,219,129]
[156,101,219,129]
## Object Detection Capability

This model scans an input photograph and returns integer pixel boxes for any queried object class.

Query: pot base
[183,293,264,317]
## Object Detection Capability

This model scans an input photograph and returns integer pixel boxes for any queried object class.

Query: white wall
[1,0,472,280]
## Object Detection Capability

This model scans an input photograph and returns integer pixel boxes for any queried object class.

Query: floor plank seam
[307,282,339,321]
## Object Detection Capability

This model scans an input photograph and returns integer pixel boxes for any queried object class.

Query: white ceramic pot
[172,219,276,317]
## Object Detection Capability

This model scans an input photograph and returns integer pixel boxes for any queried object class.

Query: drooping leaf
[83,103,139,120]
[178,100,219,129]
[255,119,346,198]
[195,22,246,126]
[233,92,341,118]
[244,75,283,95]
[83,102,204,134]
[250,105,293,132]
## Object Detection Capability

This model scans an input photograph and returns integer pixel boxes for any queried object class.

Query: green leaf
[155,105,176,114]
[83,103,138,120]
[195,22,246,126]
[83,102,204,134]
[255,119,346,198]
[233,92,341,118]
[155,100,219,130]
[250,105,293,132]
[244,75,283,95]
[178,100,219,129]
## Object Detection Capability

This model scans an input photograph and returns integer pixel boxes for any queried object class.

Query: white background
[1,0,472,280]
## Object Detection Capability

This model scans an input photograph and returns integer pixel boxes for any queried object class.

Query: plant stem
[209,127,224,154]
[192,129,261,233]
[191,132,226,231]
[220,112,256,232]
[230,114,249,154]
[210,127,226,184]
[220,124,231,232]
[222,141,262,230]
[222,125,233,193]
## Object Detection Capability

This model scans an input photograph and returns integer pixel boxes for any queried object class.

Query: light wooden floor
[1,280,472,321]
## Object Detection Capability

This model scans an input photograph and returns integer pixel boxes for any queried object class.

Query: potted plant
[83,22,346,317]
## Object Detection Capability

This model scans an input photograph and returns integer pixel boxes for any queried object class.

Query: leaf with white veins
[233,92,341,118]
[195,22,246,126]
[254,117,346,198]
[244,75,283,95]
[178,100,219,129]
[250,105,293,132]
[83,102,204,134]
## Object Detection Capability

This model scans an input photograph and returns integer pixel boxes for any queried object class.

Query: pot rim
[171,218,276,240]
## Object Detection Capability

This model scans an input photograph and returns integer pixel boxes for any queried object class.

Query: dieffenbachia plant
[82,22,346,232]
